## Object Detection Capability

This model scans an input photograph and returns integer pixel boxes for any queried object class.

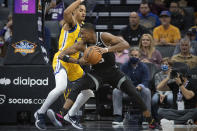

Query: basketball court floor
[0,121,197,131]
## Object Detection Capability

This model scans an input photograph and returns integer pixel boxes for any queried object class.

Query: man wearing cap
[153,11,181,46]
[173,28,197,56]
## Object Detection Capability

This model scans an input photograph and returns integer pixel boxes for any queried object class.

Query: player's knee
[81,89,94,98]
[113,88,122,96]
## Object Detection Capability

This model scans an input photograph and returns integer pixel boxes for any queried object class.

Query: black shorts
[73,67,125,91]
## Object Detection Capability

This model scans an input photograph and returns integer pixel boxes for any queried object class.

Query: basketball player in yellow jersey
[34,0,94,130]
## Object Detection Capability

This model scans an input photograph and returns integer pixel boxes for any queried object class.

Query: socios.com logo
[8,98,45,105]
[0,78,11,86]
[0,94,6,104]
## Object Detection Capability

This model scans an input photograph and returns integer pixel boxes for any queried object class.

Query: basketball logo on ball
[84,46,102,65]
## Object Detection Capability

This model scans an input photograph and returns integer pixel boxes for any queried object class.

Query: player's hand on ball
[78,57,89,65]
[93,46,108,54]
[143,110,151,118]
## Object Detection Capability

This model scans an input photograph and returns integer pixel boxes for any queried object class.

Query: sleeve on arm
[153,28,159,41]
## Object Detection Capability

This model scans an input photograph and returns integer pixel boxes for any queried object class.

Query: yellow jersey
[52,24,83,81]
[153,24,181,44]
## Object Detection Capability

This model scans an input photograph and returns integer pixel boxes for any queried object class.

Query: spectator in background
[0,35,4,56]
[153,11,181,46]
[173,29,197,56]
[115,49,129,66]
[151,58,173,128]
[171,38,197,69]
[138,1,160,32]
[169,1,186,33]
[149,0,168,16]
[112,47,151,125]
[119,12,149,46]
[190,17,197,40]
[0,14,12,43]
[178,0,188,8]
[45,0,65,25]
[139,34,162,68]
[158,67,197,126]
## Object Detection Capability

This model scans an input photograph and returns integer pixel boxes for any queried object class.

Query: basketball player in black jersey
[58,23,151,129]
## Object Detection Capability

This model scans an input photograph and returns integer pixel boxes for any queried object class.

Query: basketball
[84,46,102,65]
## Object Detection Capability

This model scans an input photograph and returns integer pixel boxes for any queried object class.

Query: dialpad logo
[12,40,37,56]
[0,78,11,85]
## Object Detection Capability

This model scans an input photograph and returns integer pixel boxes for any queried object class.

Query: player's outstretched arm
[100,32,130,54]
[58,40,86,64]
[63,0,84,26]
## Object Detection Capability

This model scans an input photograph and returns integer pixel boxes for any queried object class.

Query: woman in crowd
[139,34,162,67]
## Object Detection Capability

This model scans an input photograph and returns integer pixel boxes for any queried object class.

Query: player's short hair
[81,23,95,32]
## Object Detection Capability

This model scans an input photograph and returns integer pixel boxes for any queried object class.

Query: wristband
[178,83,183,87]
[105,48,108,52]
[62,55,70,62]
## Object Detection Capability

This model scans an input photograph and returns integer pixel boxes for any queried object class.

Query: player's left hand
[78,57,89,65]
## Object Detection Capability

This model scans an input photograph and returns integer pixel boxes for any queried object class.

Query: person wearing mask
[112,47,151,125]
[150,58,173,128]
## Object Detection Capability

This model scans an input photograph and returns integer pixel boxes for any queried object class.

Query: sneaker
[47,109,62,128]
[64,113,83,130]
[149,118,156,129]
[160,119,174,131]
[160,118,174,125]
[186,119,194,125]
[34,111,47,130]
[112,115,123,125]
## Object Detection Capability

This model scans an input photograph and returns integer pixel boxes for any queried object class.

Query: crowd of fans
[0,0,197,129]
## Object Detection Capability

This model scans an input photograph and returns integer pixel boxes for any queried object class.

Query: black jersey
[88,32,116,71]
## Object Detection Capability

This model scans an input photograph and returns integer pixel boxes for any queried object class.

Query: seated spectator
[173,29,197,56]
[0,14,12,43]
[178,0,188,8]
[169,1,186,33]
[138,1,160,32]
[171,38,197,69]
[119,12,150,46]
[112,47,151,125]
[153,11,181,46]
[149,0,168,15]
[151,58,173,128]
[45,0,65,25]
[158,68,197,125]
[0,35,4,56]
[190,17,197,40]
[139,34,162,68]
[115,49,129,66]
